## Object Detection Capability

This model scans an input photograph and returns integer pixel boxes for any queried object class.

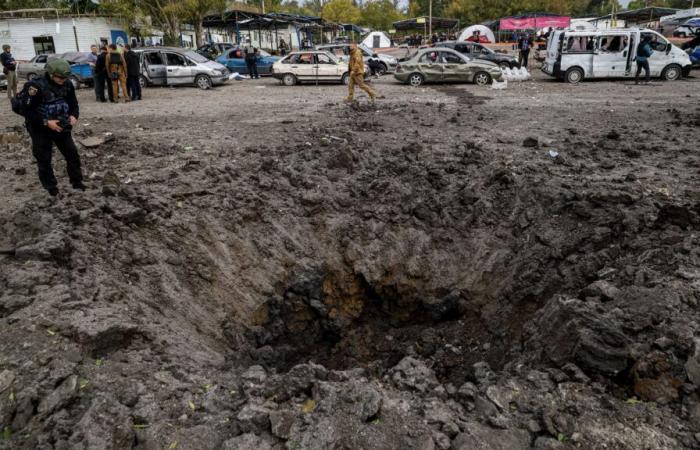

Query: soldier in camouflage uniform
[344,42,376,103]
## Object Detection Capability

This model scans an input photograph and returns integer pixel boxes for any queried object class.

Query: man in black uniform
[94,46,113,102]
[13,59,85,196]
[244,43,259,79]
[124,44,142,100]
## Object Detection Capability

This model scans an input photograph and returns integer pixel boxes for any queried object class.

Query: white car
[272,50,368,86]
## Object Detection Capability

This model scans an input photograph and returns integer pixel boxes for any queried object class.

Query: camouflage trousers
[346,73,376,101]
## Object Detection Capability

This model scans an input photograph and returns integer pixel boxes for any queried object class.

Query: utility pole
[428,0,432,38]
[261,0,265,14]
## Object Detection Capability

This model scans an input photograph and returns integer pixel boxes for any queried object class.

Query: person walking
[244,43,259,79]
[94,46,113,102]
[518,33,533,69]
[635,35,654,85]
[124,44,142,100]
[11,59,84,196]
[1,44,18,99]
[344,42,376,104]
[108,44,129,102]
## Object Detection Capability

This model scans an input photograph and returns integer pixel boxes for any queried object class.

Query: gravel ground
[0,72,699,450]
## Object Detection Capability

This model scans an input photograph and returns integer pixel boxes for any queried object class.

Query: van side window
[598,35,627,53]
[564,36,594,53]
[146,52,164,65]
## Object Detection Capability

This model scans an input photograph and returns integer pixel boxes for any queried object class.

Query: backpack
[11,86,33,117]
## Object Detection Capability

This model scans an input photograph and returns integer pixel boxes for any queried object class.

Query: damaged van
[542,28,692,83]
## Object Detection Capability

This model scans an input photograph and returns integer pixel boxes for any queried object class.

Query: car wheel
[341,73,350,85]
[377,63,388,75]
[283,73,297,86]
[473,71,491,86]
[661,64,682,81]
[565,67,584,84]
[139,75,148,89]
[195,74,213,90]
[27,73,37,81]
[499,61,510,70]
[69,76,80,90]
[408,73,424,86]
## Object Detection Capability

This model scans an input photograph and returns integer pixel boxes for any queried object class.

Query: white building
[0,13,129,60]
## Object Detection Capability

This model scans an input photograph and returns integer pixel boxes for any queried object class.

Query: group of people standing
[88,44,142,103]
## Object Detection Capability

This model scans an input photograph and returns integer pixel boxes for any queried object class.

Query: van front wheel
[661,64,682,81]
[565,67,584,84]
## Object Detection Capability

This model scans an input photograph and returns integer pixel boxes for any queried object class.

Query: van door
[143,51,166,85]
[642,31,671,76]
[165,52,192,85]
[593,33,630,77]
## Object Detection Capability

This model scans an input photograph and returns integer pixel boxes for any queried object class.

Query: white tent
[362,31,392,49]
[458,25,496,43]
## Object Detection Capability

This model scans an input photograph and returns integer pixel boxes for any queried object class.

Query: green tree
[360,0,403,30]
[181,0,227,47]
[321,0,361,23]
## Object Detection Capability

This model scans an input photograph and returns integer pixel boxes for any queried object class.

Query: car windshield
[258,50,271,57]
[184,51,209,63]
[359,43,373,56]
[319,52,339,63]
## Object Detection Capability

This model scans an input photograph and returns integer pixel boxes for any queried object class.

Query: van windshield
[184,50,209,63]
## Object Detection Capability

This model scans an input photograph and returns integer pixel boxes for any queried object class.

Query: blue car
[216,47,280,76]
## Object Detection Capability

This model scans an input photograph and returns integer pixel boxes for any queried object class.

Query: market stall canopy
[393,16,459,31]
[499,13,570,30]
[592,7,679,26]
[458,25,495,43]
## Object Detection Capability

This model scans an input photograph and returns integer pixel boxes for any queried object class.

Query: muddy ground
[0,72,699,450]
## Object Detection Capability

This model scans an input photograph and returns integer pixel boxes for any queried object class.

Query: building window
[33,36,55,55]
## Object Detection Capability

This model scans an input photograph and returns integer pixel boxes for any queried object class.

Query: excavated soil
[0,73,699,450]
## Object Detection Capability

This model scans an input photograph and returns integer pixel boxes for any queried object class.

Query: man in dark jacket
[635,35,654,84]
[244,44,259,79]
[14,59,84,196]
[518,33,534,68]
[124,44,142,100]
[1,44,18,99]
[94,46,113,102]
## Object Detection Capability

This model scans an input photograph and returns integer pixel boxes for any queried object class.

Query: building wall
[0,16,128,60]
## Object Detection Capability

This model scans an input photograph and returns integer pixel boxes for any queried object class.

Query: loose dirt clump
[0,75,699,449]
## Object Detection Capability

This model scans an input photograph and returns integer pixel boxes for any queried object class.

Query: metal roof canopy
[393,16,459,31]
[593,7,679,24]
[202,9,341,30]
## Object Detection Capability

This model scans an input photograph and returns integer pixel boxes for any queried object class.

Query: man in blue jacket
[13,59,84,196]
[635,36,654,84]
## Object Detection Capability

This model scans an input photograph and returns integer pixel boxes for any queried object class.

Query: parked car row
[8,28,691,94]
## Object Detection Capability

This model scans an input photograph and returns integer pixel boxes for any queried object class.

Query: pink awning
[500,16,570,30]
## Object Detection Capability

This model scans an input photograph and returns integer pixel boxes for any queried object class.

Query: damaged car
[394,48,503,86]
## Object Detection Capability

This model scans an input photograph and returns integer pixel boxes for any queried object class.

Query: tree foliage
[360,0,404,30]
[321,0,361,24]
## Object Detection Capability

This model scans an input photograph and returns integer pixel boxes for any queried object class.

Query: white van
[542,28,692,83]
